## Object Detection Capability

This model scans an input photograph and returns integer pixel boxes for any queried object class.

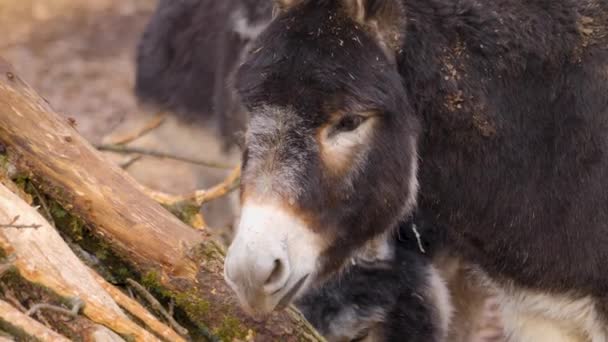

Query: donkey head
[224,0,420,316]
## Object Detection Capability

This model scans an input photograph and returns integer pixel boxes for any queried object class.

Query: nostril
[266,259,283,285]
[263,258,289,294]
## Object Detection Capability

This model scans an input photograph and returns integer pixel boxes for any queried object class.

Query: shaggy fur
[397,0,608,298]
[231,0,608,338]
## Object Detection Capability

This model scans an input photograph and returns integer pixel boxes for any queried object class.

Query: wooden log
[88,325,127,342]
[0,183,160,341]
[0,57,324,341]
[0,299,70,342]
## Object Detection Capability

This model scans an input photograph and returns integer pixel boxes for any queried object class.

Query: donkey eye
[335,115,366,133]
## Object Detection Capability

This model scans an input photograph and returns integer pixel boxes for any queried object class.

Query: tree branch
[95,144,234,170]
[103,112,167,145]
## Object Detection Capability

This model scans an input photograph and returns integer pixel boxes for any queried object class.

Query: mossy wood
[0,57,324,341]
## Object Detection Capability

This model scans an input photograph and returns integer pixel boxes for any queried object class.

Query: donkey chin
[224,202,323,316]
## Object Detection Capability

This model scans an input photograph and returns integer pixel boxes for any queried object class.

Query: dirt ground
[0,0,502,340]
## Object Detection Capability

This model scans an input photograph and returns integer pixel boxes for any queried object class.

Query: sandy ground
[0,1,502,340]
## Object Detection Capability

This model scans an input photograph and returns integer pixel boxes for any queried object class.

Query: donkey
[135,0,271,147]
[297,216,452,342]
[223,0,608,341]
[136,2,459,338]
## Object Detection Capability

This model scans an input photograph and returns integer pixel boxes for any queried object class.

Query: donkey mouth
[276,274,310,310]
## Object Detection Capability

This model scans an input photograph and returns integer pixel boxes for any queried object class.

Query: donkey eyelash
[331,115,367,135]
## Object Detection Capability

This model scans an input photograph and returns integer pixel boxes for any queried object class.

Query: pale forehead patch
[246,105,308,147]
[244,105,312,198]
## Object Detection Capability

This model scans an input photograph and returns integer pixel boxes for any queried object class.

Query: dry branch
[96,144,234,170]
[0,57,323,341]
[26,298,83,318]
[104,112,167,145]
[141,164,240,229]
[0,299,70,342]
[91,270,185,342]
[146,165,241,207]
[126,278,188,336]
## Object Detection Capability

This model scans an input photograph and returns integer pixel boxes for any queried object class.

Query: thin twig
[0,215,41,229]
[0,223,41,229]
[35,310,52,328]
[192,165,241,206]
[411,223,426,254]
[0,282,26,312]
[26,297,84,320]
[190,213,207,230]
[90,270,185,342]
[147,165,241,206]
[118,155,143,169]
[168,300,174,317]
[106,112,167,145]
[0,299,70,341]
[126,278,188,336]
[30,186,55,227]
[95,144,234,170]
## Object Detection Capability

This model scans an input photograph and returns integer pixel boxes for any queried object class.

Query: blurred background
[0,0,240,238]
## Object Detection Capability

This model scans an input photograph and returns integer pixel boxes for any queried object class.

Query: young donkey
[224,0,608,341]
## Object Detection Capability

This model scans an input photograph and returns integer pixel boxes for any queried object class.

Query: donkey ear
[341,0,406,56]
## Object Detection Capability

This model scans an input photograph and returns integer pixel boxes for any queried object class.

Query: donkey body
[135,0,271,145]
[224,0,608,340]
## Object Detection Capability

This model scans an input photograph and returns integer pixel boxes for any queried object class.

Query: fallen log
[0,182,161,341]
[88,325,127,342]
[0,57,324,341]
[0,299,70,342]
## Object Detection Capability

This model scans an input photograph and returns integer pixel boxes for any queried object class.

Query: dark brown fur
[235,0,608,301]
